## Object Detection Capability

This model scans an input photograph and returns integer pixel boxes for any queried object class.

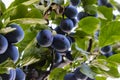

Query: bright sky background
[1,0,120,80]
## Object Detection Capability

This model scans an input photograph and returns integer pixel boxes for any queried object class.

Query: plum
[98,0,108,6]
[64,73,77,80]
[74,67,86,79]
[0,34,8,54]
[5,24,24,43]
[60,18,74,32]
[0,44,19,63]
[36,29,53,47]
[52,34,70,52]
[77,12,89,20]
[64,6,78,18]
[55,26,66,35]
[15,68,26,80]
[0,69,16,80]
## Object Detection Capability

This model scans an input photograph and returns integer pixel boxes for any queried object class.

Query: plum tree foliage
[0,0,120,80]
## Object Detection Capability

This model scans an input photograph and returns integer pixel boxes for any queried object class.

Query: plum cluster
[64,67,95,80]
[36,1,81,66]
[0,24,26,80]
[36,0,98,79]
[0,68,26,80]
[0,24,24,63]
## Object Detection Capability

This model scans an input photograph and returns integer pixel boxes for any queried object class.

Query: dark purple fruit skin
[66,51,73,61]
[55,52,62,63]
[106,3,113,8]
[64,6,78,19]
[74,67,86,79]
[5,24,24,43]
[0,69,16,80]
[103,52,113,57]
[64,73,77,80]
[98,0,108,6]
[77,12,90,20]
[0,34,8,54]
[55,26,66,35]
[100,45,112,53]
[52,34,70,52]
[36,30,53,47]
[60,18,74,32]
[0,44,19,63]
[100,46,113,57]
[70,0,81,6]
[71,18,78,26]
[5,44,19,63]
[15,68,26,80]
[87,77,95,80]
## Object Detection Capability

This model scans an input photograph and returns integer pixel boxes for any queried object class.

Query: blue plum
[100,45,113,57]
[0,34,8,54]
[60,18,74,33]
[15,68,26,80]
[106,3,113,8]
[74,67,86,79]
[100,45,112,54]
[5,44,19,63]
[0,69,16,80]
[52,34,70,52]
[5,24,24,43]
[36,29,53,47]
[64,73,77,80]
[65,51,73,61]
[98,0,108,6]
[64,6,78,18]
[77,12,89,20]
[0,44,19,63]
[55,26,66,35]
[55,52,62,63]
[71,18,78,26]
[87,77,95,80]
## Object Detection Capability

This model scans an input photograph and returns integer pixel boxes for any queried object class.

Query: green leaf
[104,62,120,78]
[17,39,51,67]
[0,59,15,74]
[81,0,97,5]
[8,0,29,8]
[108,53,120,64]
[99,21,120,47]
[77,17,100,35]
[83,5,97,15]
[25,8,43,18]
[98,6,113,20]
[2,0,39,21]
[74,30,89,50]
[75,37,89,50]
[10,4,28,20]
[0,0,6,13]
[80,63,96,79]
[96,76,106,80]
[49,68,67,80]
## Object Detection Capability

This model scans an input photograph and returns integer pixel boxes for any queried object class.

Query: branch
[87,39,93,52]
